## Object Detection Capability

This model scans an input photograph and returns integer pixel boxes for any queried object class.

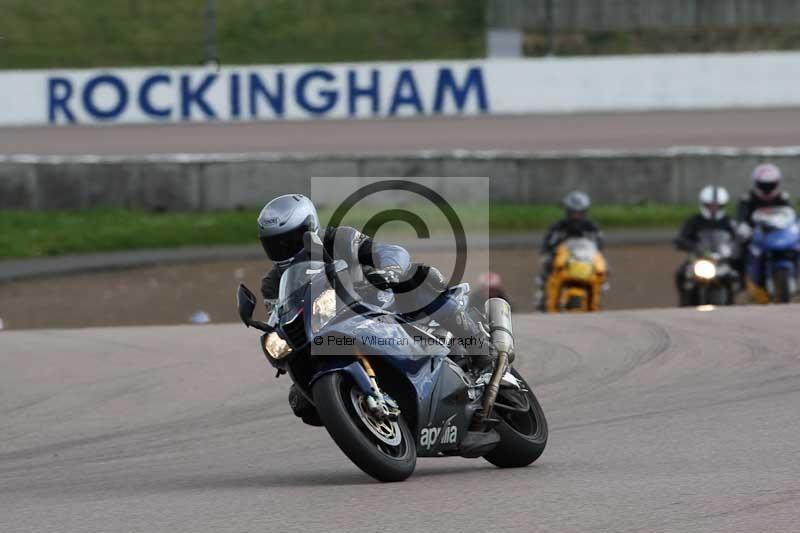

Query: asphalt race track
[2,306,799,532]
[3,108,800,155]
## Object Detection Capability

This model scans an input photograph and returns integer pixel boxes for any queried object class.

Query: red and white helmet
[477,271,503,297]
[752,163,782,200]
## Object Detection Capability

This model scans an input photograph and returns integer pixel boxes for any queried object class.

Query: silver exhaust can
[484,297,514,355]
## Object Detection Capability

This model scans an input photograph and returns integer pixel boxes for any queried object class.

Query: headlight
[693,259,717,280]
[264,332,292,359]
[311,289,337,333]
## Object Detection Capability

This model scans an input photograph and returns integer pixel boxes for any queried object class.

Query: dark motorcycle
[680,229,739,306]
[236,232,547,482]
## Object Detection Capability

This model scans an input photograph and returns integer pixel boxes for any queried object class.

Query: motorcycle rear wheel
[313,372,416,482]
[483,368,548,468]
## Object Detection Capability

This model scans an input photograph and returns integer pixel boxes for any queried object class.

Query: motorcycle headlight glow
[693,259,717,280]
[311,289,337,333]
[264,332,292,360]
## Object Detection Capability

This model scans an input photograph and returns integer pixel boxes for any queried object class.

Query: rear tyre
[774,269,792,303]
[483,368,548,468]
[313,372,416,482]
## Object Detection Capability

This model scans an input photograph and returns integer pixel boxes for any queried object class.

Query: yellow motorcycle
[544,238,608,312]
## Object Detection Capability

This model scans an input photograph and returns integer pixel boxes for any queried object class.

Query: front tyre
[313,372,416,482]
[707,285,729,306]
[483,368,548,468]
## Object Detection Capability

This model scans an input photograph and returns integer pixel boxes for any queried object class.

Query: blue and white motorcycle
[235,232,547,482]
[746,206,800,303]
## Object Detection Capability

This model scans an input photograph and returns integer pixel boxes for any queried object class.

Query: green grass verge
[0,0,484,69]
[2,1,799,70]
[0,204,698,260]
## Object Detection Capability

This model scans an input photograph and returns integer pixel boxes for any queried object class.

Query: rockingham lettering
[45,65,489,124]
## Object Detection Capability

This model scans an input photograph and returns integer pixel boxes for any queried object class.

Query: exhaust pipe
[485,297,514,355]
[481,298,514,421]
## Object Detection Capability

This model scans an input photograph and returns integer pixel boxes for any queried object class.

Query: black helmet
[562,191,591,218]
[257,194,320,267]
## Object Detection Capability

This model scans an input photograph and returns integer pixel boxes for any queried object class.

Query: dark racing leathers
[261,226,482,339]
[261,226,488,423]
[535,218,604,310]
[260,226,407,307]
[673,213,738,306]
[736,190,791,227]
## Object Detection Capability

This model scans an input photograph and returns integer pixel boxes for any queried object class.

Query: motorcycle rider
[469,271,511,311]
[734,163,791,282]
[257,194,488,423]
[534,191,604,311]
[673,185,738,306]
[736,163,791,240]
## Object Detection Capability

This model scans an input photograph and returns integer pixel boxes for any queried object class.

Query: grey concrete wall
[2,148,800,211]
[488,0,800,32]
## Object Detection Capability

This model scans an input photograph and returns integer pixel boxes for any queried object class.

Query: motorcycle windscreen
[696,229,736,258]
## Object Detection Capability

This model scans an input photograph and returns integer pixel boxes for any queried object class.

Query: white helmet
[752,163,782,200]
[698,185,729,220]
[257,194,320,267]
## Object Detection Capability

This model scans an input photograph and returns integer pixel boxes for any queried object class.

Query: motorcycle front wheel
[706,284,730,306]
[313,372,416,482]
[483,368,548,468]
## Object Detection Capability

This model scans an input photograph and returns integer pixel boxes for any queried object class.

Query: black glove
[365,265,404,290]
[673,237,693,252]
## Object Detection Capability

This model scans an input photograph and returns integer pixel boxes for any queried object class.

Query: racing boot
[288,384,323,427]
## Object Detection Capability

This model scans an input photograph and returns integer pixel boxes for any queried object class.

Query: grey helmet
[257,194,320,267]
[562,190,591,216]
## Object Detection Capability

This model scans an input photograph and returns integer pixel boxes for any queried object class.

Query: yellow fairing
[567,261,594,280]
[545,241,608,313]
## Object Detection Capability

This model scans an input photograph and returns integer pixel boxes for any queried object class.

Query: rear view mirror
[237,284,257,324]
[236,284,273,332]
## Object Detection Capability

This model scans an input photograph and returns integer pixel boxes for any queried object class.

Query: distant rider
[534,191,604,311]
[736,163,791,241]
[734,163,791,282]
[257,194,487,423]
[469,271,511,311]
[673,185,738,306]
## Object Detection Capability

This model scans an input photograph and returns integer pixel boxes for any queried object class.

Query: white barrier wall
[2,52,800,126]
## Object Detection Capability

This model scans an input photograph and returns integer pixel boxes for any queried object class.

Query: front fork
[355,352,400,421]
